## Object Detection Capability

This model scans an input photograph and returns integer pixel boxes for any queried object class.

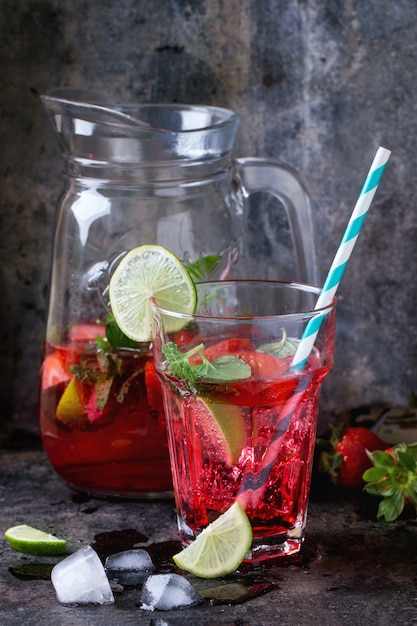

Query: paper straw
[238,145,391,509]
[291,145,391,369]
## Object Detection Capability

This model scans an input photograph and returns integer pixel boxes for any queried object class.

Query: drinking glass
[151,280,336,561]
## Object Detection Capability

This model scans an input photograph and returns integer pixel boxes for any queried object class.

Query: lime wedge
[56,379,86,426]
[194,396,246,465]
[109,245,197,342]
[5,524,67,556]
[173,502,252,578]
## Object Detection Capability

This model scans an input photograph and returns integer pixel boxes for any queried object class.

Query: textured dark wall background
[0,0,415,435]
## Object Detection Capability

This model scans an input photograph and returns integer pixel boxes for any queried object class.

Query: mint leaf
[193,355,251,381]
[258,328,298,358]
[105,314,139,349]
[162,342,199,385]
[162,341,251,390]
[187,255,221,281]
[94,375,114,411]
[115,369,142,404]
[71,364,98,385]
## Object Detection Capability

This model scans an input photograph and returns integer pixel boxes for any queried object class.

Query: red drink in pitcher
[39,323,172,497]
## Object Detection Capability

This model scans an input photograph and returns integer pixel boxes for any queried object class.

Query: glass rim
[152,279,336,323]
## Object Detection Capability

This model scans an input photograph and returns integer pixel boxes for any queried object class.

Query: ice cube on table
[105,548,154,572]
[140,573,202,611]
[105,548,154,585]
[51,545,114,605]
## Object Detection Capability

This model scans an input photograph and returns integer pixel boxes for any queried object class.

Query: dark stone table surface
[1,443,416,626]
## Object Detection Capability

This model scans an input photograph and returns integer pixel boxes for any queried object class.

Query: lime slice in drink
[193,396,246,465]
[4,524,67,556]
[109,245,197,343]
[173,502,252,578]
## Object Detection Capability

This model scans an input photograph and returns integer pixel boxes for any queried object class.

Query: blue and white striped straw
[291,145,391,369]
[238,146,391,509]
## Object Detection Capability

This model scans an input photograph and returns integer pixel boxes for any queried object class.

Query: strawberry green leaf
[362,467,389,482]
[400,442,417,461]
[407,490,417,507]
[397,451,416,473]
[367,449,396,467]
[378,494,404,522]
[363,442,417,521]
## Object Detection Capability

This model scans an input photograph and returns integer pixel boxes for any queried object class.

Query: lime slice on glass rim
[173,502,252,578]
[4,524,67,556]
[109,245,197,342]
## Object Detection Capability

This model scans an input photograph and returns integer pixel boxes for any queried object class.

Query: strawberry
[363,443,417,521]
[41,352,72,389]
[188,338,255,365]
[234,350,288,379]
[68,323,106,343]
[318,425,387,489]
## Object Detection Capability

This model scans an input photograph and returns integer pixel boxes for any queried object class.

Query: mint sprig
[69,316,144,414]
[105,314,140,349]
[162,342,251,393]
[186,255,221,281]
[257,328,298,358]
[363,443,417,521]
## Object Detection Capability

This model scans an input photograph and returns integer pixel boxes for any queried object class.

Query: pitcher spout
[41,88,240,171]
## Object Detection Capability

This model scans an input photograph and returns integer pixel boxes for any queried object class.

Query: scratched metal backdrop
[0,0,415,434]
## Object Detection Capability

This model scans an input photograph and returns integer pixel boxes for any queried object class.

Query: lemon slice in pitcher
[173,502,252,578]
[109,245,197,343]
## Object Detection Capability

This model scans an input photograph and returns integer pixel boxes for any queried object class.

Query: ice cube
[51,545,114,605]
[105,548,154,572]
[105,548,154,585]
[140,573,202,611]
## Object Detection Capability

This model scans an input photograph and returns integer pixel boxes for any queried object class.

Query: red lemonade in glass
[151,279,336,561]
[159,339,331,559]
[39,323,172,497]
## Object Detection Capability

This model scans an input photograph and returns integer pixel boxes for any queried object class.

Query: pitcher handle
[234,157,318,286]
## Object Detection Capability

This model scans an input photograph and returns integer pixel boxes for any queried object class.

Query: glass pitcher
[39,88,318,498]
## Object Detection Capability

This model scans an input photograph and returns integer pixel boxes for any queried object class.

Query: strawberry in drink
[39,322,172,497]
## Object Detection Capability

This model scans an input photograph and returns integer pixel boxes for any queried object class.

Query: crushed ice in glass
[105,548,154,585]
[51,545,114,605]
[140,573,202,611]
